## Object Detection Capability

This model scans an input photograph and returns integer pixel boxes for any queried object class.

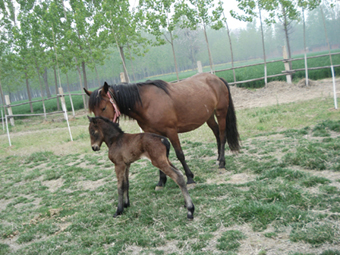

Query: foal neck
[98,118,124,146]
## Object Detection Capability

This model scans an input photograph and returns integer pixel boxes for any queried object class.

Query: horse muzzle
[92,144,100,151]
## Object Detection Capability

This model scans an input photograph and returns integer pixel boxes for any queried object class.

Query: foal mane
[89,80,169,115]
[94,116,124,134]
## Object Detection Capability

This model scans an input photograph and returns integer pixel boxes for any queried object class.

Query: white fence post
[58,87,73,141]
[5,114,11,146]
[197,61,203,73]
[331,66,338,109]
[120,72,126,83]
[283,46,292,84]
[1,109,4,131]
[5,95,14,126]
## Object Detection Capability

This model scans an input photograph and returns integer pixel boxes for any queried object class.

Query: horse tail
[161,137,171,158]
[220,78,240,152]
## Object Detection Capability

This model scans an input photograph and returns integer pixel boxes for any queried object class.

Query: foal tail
[161,137,171,158]
[220,78,240,152]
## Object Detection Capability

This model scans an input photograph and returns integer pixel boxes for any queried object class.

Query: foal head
[88,116,124,151]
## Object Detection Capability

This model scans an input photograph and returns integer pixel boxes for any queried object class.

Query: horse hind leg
[215,112,228,170]
[155,170,167,191]
[206,114,221,161]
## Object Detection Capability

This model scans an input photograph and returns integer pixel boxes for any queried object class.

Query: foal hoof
[218,168,226,174]
[186,183,196,190]
[155,186,164,191]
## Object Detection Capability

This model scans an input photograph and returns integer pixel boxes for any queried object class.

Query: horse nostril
[92,145,100,151]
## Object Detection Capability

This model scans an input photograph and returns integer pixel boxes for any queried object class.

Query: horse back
[108,133,169,164]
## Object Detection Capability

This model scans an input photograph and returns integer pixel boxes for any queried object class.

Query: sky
[129,0,246,30]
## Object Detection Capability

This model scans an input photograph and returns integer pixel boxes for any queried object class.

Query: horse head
[84,82,119,122]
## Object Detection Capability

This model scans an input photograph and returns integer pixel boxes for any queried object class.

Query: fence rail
[215,52,340,86]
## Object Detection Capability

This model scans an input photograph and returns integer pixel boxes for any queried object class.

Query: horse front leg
[114,163,128,217]
[167,131,195,188]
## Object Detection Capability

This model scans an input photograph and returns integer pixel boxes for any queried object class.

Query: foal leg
[124,164,130,208]
[206,114,221,161]
[167,130,195,187]
[114,163,129,217]
[154,161,195,219]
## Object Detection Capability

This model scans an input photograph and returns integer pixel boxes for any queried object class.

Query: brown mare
[84,72,240,189]
[88,116,195,219]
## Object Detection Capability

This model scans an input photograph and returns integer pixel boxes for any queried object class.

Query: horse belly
[176,102,215,133]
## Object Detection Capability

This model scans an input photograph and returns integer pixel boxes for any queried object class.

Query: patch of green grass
[0,243,10,255]
[216,230,246,252]
[264,232,278,238]
[290,223,338,246]
[320,250,340,255]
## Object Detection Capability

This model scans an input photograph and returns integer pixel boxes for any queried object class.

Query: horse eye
[102,106,106,111]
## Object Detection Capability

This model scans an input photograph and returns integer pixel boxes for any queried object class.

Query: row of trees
[0,0,338,108]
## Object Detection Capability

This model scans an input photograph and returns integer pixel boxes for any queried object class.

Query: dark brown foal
[88,116,195,219]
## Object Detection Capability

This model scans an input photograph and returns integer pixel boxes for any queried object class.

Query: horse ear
[84,88,92,96]
[103,82,109,93]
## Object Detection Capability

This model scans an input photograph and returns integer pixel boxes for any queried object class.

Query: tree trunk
[223,12,236,83]
[282,5,292,70]
[169,30,179,81]
[24,70,33,113]
[34,57,46,119]
[73,56,86,110]
[53,65,60,111]
[119,46,130,83]
[65,72,75,117]
[43,68,51,98]
[82,61,89,107]
[0,75,4,106]
[203,24,214,74]
[127,41,137,82]
[85,35,101,86]
[259,7,267,86]
[302,8,309,86]
[82,61,88,90]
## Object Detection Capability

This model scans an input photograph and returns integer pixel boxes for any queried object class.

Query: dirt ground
[230,77,339,109]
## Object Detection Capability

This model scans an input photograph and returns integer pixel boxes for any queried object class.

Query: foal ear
[87,115,96,123]
[84,88,92,96]
[103,82,109,93]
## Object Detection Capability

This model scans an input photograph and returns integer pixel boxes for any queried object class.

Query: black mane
[94,116,124,134]
[89,80,169,115]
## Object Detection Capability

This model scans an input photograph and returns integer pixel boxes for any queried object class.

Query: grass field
[1,97,340,254]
